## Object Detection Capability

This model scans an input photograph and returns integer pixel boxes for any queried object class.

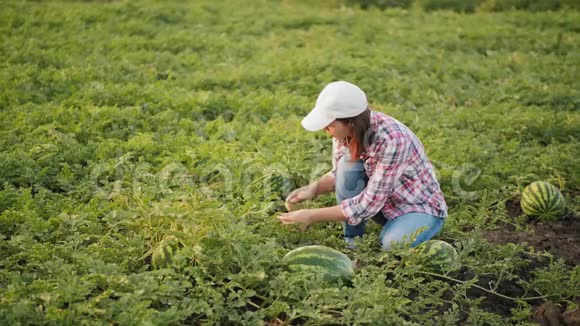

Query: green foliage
[0,0,578,324]
[479,0,580,12]
[348,0,414,10]
[529,260,580,302]
[421,0,483,12]
[348,0,580,11]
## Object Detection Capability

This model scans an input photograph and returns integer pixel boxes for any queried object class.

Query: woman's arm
[311,173,335,196]
[285,173,336,209]
[277,205,346,231]
[308,205,346,223]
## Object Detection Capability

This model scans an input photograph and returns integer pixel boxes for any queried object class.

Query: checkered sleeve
[340,134,411,225]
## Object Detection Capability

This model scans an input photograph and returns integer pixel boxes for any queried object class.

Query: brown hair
[337,107,374,161]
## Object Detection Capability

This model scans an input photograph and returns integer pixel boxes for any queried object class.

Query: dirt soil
[484,200,580,266]
[476,200,579,325]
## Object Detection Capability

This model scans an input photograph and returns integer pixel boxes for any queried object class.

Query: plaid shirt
[329,111,448,226]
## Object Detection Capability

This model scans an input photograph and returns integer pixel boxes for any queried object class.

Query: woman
[278,81,448,250]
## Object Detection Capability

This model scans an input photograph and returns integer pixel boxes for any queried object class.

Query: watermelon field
[1,0,579,324]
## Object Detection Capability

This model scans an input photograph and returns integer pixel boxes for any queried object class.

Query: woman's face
[324,120,352,141]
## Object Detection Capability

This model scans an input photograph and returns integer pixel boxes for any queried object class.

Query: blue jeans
[336,156,444,250]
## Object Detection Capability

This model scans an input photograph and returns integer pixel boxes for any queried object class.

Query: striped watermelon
[270,174,295,198]
[521,181,566,221]
[414,240,460,274]
[151,237,180,270]
[282,245,354,280]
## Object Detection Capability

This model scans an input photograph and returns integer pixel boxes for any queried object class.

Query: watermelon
[151,238,180,270]
[282,245,354,280]
[413,240,460,274]
[521,181,566,221]
[269,174,295,198]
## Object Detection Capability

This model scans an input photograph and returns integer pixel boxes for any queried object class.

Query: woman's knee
[380,230,428,250]
[379,216,444,250]
[335,157,366,201]
[380,232,409,251]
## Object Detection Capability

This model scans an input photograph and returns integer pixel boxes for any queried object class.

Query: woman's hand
[277,206,347,232]
[285,184,317,211]
[277,209,313,231]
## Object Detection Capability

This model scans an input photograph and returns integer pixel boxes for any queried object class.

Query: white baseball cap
[301,81,368,131]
